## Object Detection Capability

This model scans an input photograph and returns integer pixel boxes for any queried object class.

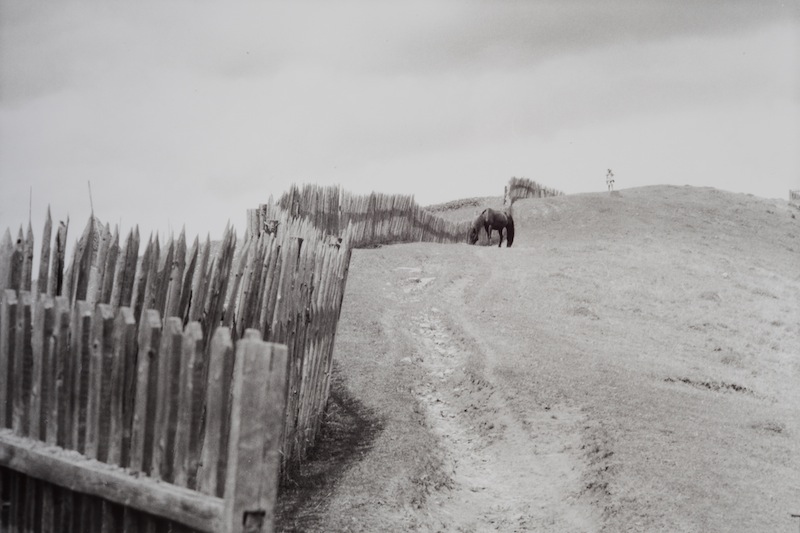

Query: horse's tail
[506,214,515,247]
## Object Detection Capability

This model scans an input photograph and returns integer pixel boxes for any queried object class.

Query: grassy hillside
[424,196,505,223]
[278,185,800,532]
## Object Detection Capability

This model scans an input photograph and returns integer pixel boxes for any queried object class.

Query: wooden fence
[247,184,472,248]
[0,207,353,531]
[1,209,352,462]
[505,177,563,204]
[790,189,800,206]
[0,289,288,532]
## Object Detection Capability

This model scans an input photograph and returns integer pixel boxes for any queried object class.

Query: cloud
[0,1,797,240]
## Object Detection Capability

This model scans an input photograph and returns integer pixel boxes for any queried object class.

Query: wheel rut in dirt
[408,305,598,532]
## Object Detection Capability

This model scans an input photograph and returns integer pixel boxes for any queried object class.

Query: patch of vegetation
[663,377,753,395]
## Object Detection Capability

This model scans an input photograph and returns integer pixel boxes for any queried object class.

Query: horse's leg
[485,225,491,245]
[498,228,503,247]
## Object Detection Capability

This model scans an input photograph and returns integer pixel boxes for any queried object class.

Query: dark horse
[469,208,514,247]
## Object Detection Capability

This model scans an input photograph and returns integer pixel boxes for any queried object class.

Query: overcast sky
[1,1,798,241]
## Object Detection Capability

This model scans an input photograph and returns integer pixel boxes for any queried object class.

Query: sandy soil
[278,186,800,532]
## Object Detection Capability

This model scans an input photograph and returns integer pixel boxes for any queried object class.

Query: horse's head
[468,212,484,245]
[468,226,479,245]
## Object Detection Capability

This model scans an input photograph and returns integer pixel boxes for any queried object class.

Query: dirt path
[391,251,598,532]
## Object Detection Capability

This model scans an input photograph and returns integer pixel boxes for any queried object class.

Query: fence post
[223,336,288,533]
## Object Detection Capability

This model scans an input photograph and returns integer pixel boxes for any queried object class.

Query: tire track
[408,304,598,532]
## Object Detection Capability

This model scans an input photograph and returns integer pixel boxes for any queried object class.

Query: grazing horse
[469,208,515,247]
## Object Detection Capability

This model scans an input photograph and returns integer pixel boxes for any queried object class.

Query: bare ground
[278,185,800,532]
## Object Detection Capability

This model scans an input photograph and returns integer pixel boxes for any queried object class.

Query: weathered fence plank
[99,227,120,306]
[21,223,34,294]
[172,321,203,488]
[30,294,54,442]
[151,317,182,483]
[129,309,162,476]
[197,327,234,498]
[0,430,224,532]
[222,337,288,533]
[70,300,93,453]
[108,307,136,467]
[37,208,53,296]
[54,296,72,448]
[85,303,114,462]
[38,295,57,446]
[12,291,33,437]
[0,289,18,429]
[177,236,199,325]
[48,217,69,298]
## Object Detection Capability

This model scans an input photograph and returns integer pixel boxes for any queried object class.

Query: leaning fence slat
[164,230,187,321]
[197,327,234,498]
[21,223,34,294]
[206,227,236,337]
[1,289,18,429]
[12,291,33,437]
[71,217,96,306]
[112,228,139,310]
[151,317,182,483]
[99,227,120,306]
[70,301,93,453]
[224,238,249,330]
[85,303,114,462]
[0,229,12,292]
[139,235,162,322]
[86,223,111,308]
[8,227,24,294]
[172,321,203,488]
[132,236,155,325]
[128,309,162,476]
[30,294,55,442]
[37,209,53,296]
[154,237,174,318]
[110,307,136,468]
[177,236,199,324]
[189,235,211,324]
[259,238,282,339]
[222,338,288,533]
[48,218,69,298]
[53,296,72,448]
